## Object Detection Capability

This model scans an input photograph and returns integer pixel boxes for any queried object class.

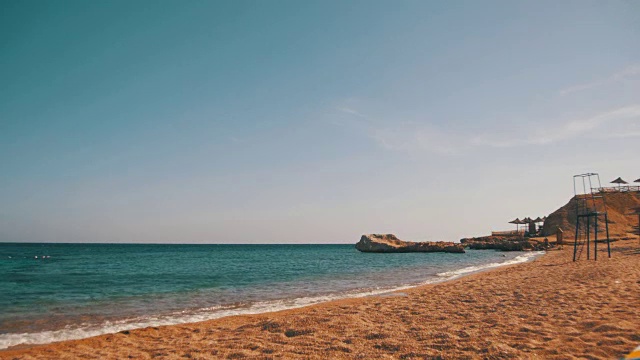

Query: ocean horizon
[0,242,542,349]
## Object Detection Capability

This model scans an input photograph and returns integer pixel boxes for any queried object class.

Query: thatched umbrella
[611,177,628,189]
[635,178,640,183]
[522,217,535,233]
[531,217,544,233]
[509,218,522,231]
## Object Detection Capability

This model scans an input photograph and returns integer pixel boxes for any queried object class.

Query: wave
[436,251,544,279]
[0,250,543,350]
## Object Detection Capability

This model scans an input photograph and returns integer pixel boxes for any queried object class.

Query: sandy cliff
[541,191,640,239]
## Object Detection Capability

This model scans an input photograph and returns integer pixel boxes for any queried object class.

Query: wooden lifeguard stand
[572,173,611,261]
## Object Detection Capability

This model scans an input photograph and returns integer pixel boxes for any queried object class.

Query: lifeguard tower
[572,173,611,261]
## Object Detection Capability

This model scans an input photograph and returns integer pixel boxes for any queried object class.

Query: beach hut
[610,177,628,190]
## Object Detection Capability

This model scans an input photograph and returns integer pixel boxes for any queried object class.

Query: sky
[1,0,639,244]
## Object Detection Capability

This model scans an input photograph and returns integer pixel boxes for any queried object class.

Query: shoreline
[2,242,638,358]
[0,250,542,351]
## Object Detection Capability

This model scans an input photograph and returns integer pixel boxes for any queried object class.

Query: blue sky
[1,0,639,243]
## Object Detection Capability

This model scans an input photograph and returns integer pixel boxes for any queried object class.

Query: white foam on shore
[0,288,410,350]
[436,251,544,279]
[0,250,543,350]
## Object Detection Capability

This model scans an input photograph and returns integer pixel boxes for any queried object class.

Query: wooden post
[594,215,598,260]
[573,218,579,262]
[586,216,590,260]
[605,213,611,258]
[556,228,563,244]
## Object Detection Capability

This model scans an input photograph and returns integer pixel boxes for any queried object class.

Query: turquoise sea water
[0,243,540,349]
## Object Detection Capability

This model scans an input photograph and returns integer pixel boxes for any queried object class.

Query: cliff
[541,191,640,239]
[355,234,465,253]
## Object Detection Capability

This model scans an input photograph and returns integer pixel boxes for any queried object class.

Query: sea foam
[436,251,543,278]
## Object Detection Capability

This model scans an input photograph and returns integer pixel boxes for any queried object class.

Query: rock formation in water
[355,234,465,253]
[459,236,545,251]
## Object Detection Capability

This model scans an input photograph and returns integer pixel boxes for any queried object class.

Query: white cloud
[612,64,640,80]
[558,83,599,96]
[335,107,466,154]
[371,124,464,154]
[559,64,640,96]
[336,103,640,153]
[336,106,369,119]
[473,105,640,148]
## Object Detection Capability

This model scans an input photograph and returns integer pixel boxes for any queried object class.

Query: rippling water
[0,242,541,348]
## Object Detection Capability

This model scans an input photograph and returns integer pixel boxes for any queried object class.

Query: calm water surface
[0,243,540,348]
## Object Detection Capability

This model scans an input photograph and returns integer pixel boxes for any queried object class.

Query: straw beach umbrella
[635,178,640,183]
[522,217,534,233]
[509,218,522,231]
[533,217,544,233]
[611,177,628,189]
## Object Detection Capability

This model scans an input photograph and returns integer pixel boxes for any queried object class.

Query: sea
[0,243,542,349]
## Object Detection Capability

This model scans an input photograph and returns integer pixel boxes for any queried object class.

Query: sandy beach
[4,0,639,358]
[2,239,638,360]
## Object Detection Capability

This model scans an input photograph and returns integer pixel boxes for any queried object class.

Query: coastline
[2,241,638,359]
[0,250,541,351]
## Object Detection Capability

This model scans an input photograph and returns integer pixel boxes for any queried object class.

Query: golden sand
[2,241,639,359]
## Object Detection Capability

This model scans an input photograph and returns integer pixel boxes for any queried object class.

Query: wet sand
[2,241,639,359]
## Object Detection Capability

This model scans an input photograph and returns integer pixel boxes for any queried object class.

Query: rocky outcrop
[540,191,640,239]
[355,234,465,253]
[460,236,546,251]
